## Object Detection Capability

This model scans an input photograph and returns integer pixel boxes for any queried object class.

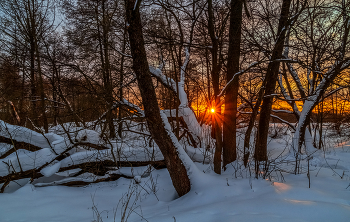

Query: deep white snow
[0,123,350,222]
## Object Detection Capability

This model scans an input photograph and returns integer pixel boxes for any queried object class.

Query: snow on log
[0,120,53,149]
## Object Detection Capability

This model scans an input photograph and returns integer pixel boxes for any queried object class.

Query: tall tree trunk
[95,1,116,138]
[102,0,116,139]
[243,78,266,161]
[124,0,190,197]
[118,29,127,138]
[223,0,243,169]
[29,35,37,128]
[208,0,223,174]
[52,62,58,126]
[19,59,26,126]
[30,0,48,133]
[34,38,48,133]
[254,0,291,161]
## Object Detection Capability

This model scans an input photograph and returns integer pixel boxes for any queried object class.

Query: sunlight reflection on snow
[273,182,291,193]
[334,141,350,148]
[284,199,313,205]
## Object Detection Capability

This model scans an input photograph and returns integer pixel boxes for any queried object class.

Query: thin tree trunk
[118,30,127,138]
[35,44,48,133]
[95,1,115,138]
[102,0,116,138]
[30,0,48,133]
[52,64,58,126]
[29,34,37,128]
[243,81,266,165]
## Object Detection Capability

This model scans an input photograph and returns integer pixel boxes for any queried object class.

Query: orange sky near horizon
[191,98,350,117]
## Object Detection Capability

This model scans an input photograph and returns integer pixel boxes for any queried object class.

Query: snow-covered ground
[1,123,350,222]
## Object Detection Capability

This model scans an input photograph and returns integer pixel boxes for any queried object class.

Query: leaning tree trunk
[254,0,291,161]
[124,0,190,197]
[223,0,243,169]
[293,67,344,154]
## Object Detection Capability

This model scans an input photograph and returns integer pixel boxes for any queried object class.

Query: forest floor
[0,125,350,222]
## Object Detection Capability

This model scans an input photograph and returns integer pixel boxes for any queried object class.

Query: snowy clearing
[1,129,349,222]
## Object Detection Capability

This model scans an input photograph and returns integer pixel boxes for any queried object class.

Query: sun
[211,108,215,113]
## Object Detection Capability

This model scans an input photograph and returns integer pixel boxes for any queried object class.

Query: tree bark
[124,0,190,197]
[118,28,127,138]
[208,0,223,174]
[34,36,49,133]
[223,0,243,169]
[255,0,291,161]
[95,0,116,138]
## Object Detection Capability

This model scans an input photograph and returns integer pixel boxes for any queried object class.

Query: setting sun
[211,108,215,113]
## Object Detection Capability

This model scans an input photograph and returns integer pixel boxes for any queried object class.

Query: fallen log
[34,174,134,187]
[0,169,43,193]
[0,159,166,192]
[73,142,110,151]
[0,136,42,159]
[58,160,166,177]
[0,138,111,159]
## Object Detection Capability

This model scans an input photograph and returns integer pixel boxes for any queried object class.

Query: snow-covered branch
[120,99,144,116]
[149,65,177,93]
[178,47,190,107]
[271,109,293,114]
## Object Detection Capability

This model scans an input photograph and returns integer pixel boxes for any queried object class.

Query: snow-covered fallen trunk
[0,120,58,151]
[0,119,211,192]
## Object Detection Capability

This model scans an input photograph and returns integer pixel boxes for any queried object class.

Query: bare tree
[254,0,292,161]
[222,0,244,169]
[281,0,350,156]
[62,0,121,138]
[124,0,191,196]
[0,0,57,132]
[207,0,229,174]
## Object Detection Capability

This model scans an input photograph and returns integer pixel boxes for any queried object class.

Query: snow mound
[75,129,103,144]
[40,161,62,177]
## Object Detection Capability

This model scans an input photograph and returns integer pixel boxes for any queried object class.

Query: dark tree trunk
[29,35,37,128]
[124,0,190,197]
[34,38,49,133]
[208,0,223,174]
[223,0,243,169]
[95,1,116,138]
[29,0,48,133]
[254,0,291,161]
[118,33,126,138]
[102,1,116,139]
[243,85,264,166]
